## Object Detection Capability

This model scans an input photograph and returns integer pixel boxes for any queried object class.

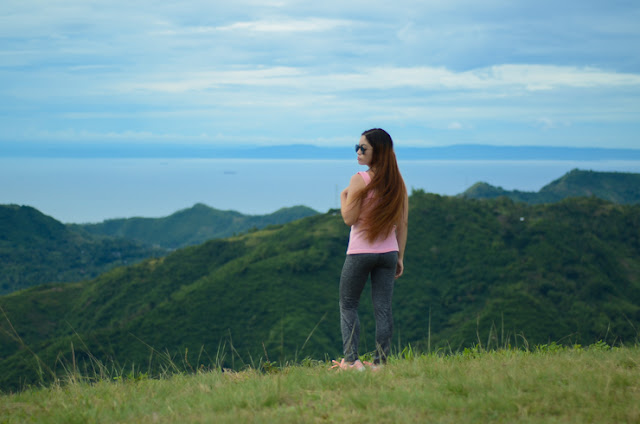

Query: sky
[1,0,640,152]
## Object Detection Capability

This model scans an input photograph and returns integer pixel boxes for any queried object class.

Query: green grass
[2,345,639,423]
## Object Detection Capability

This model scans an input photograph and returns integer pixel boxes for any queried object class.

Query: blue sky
[1,0,639,151]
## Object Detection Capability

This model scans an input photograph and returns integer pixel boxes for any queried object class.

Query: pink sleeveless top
[346,171,399,254]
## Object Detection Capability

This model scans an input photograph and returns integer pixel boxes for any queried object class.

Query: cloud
[20,128,215,143]
[151,17,353,37]
[118,67,304,93]
[215,18,352,33]
[119,64,640,94]
[535,117,571,131]
[1,0,639,149]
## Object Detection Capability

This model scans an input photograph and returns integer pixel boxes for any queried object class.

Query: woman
[332,128,409,371]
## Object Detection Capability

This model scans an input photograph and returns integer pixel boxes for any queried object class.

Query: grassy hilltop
[1,190,639,392]
[1,346,639,423]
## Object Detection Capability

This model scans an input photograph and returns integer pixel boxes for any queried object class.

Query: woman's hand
[395,258,404,279]
[341,187,349,201]
[395,191,408,279]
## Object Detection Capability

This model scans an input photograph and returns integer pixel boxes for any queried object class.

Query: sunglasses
[355,144,368,154]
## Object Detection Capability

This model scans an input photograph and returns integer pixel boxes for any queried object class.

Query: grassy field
[1,345,639,423]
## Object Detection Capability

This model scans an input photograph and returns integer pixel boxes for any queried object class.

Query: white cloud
[22,128,214,143]
[150,17,353,37]
[118,67,304,93]
[535,117,571,130]
[1,0,640,149]
[215,18,352,33]
[120,64,640,94]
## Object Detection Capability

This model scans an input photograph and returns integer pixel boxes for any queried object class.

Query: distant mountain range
[461,169,640,204]
[3,142,640,160]
[1,190,639,392]
[2,169,638,296]
[1,204,318,294]
[69,204,319,250]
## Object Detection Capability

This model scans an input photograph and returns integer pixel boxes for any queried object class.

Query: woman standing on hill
[332,128,409,371]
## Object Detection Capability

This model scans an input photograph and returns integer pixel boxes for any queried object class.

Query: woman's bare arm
[340,173,367,226]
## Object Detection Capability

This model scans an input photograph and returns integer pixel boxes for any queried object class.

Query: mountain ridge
[2,168,638,295]
[0,203,318,294]
[461,169,640,204]
[0,204,165,295]
[1,192,639,392]
[70,203,319,250]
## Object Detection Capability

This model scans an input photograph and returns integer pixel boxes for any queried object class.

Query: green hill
[70,203,319,249]
[0,205,165,295]
[1,192,639,392]
[2,349,639,422]
[461,169,640,204]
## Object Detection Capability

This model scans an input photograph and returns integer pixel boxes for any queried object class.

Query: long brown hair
[357,128,406,243]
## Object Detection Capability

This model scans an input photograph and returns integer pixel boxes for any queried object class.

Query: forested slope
[71,203,318,249]
[1,193,639,392]
[0,205,165,294]
[461,169,640,204]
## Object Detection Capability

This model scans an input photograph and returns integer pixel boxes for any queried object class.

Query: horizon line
[2,143,640,160]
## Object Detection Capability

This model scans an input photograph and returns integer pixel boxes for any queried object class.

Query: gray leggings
[339,251,397,364]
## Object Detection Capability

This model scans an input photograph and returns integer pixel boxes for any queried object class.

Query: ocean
[1,157,640,223]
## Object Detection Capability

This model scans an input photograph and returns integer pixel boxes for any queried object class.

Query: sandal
[330,358,366,371]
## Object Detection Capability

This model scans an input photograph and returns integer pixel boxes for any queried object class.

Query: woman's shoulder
[355,171,372,184]
[349,173,364,185]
